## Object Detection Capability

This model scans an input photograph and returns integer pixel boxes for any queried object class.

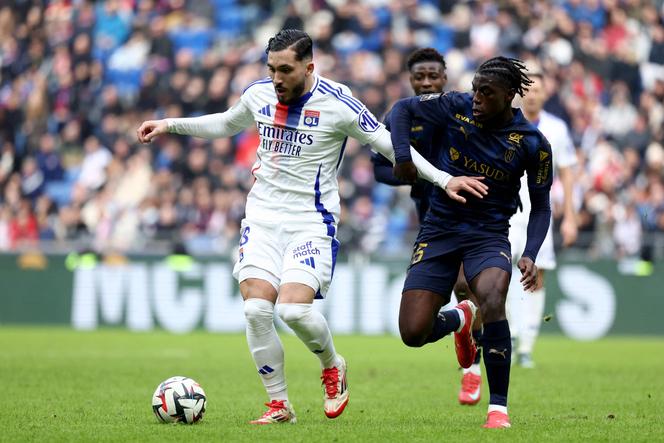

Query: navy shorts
[403,227,512,296]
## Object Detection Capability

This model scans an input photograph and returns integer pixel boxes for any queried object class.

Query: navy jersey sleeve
[389,93,453,164]
[372,108,408,186]
[371,152,405,186]
[522,136,554,261]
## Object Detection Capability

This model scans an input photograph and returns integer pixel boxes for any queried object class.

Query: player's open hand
[445,176,488,204]
[137,120,169,143]
[393,161,418,184]
[518,257,538,292]
[560,215,578,247]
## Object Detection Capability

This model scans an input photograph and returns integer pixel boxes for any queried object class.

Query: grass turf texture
[1,328,662,442]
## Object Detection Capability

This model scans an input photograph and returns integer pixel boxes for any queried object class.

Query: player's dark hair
[406,47,446,72]
[477,56,533,97]
[265,29,313,61]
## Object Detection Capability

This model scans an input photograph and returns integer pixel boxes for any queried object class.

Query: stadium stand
[0,0,663,259]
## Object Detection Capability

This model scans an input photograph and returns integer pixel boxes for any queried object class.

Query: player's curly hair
[406,47,446,72]
[266,29,313,61]
[477,56,533,97]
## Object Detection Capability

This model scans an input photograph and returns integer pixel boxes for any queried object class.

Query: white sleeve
[166,98,254,139]
[555,123,577,169]
[341,105,384,146]
[370,127,453,189]
[334,85,452,188]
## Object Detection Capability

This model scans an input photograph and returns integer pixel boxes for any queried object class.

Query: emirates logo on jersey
[303,110,320,127]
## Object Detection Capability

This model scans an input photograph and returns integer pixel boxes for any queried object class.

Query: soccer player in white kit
[137,29,488,424]
[507,69,578,368]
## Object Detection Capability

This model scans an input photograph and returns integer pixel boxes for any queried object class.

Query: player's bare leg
[278,283,348,419]
[399,289,477,368]
[399,289,448,347]
[241,278,296,424]
[454,268,483,405]
[469,267,512,428]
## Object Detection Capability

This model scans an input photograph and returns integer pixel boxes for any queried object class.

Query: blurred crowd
[1,0,663,260]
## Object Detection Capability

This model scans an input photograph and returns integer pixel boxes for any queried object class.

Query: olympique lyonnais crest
[303,110,320,127]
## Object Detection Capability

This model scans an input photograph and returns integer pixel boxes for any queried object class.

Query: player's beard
[279,80,306,105]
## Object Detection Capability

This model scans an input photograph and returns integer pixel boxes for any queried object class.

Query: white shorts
[508,220,556,270]
[232,217,340,298]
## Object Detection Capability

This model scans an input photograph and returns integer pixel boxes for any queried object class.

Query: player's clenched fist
[137,119,169,143]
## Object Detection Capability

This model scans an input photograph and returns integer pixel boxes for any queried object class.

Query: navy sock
[482,320,511,407]
[425,309,460,343]
[473,329,483,365]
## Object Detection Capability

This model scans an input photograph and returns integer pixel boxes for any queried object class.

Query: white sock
[454,307,466,333]
[244,298,288,401]
[488,404,508,414]
[278,303,341,369]
[463,363,482,376]
[518,287,546,355]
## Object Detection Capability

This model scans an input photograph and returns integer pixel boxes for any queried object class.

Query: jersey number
[411,243,428,265]
[239,226,251,246]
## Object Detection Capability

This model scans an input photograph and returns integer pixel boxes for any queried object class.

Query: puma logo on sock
[488,348,508,359]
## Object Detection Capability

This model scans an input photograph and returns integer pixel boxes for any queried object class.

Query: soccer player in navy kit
[389,57,553,428]
[372,48,447,221]
[372,48,486,406]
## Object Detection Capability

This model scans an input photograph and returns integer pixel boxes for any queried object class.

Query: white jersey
[214,75,385,224]
[510,110,577,267]
[168,75,449,227]
[167,74,450,293]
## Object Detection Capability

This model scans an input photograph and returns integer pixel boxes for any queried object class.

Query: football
[152,376,207,424]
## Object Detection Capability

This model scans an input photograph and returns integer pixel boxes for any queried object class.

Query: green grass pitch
[1,327,662,442]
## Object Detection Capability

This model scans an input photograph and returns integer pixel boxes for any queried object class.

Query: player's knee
[399,323,427,348]
[277,303,311,326]
[400,332,426,348]
[243,298,275,326]
[479,290,506,322]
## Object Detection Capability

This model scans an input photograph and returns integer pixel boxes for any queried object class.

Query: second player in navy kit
[389,57,553,429]
[372,48,447,222]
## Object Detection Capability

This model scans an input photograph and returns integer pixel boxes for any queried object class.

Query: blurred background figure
[507,66,578,369]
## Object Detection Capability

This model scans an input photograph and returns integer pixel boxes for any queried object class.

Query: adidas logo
[300,257,315,269]
[258,365,274,375]
[258,105,271,117]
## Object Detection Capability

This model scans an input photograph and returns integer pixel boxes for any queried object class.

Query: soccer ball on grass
[152,376,207,424]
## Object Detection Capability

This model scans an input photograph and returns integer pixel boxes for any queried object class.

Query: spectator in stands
[0,0,662,258]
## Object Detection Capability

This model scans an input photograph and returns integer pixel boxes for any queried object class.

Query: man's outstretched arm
[137,99,254,143]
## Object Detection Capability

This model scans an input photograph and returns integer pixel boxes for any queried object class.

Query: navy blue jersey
[390,91,553,233]
[371,109,441,223]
